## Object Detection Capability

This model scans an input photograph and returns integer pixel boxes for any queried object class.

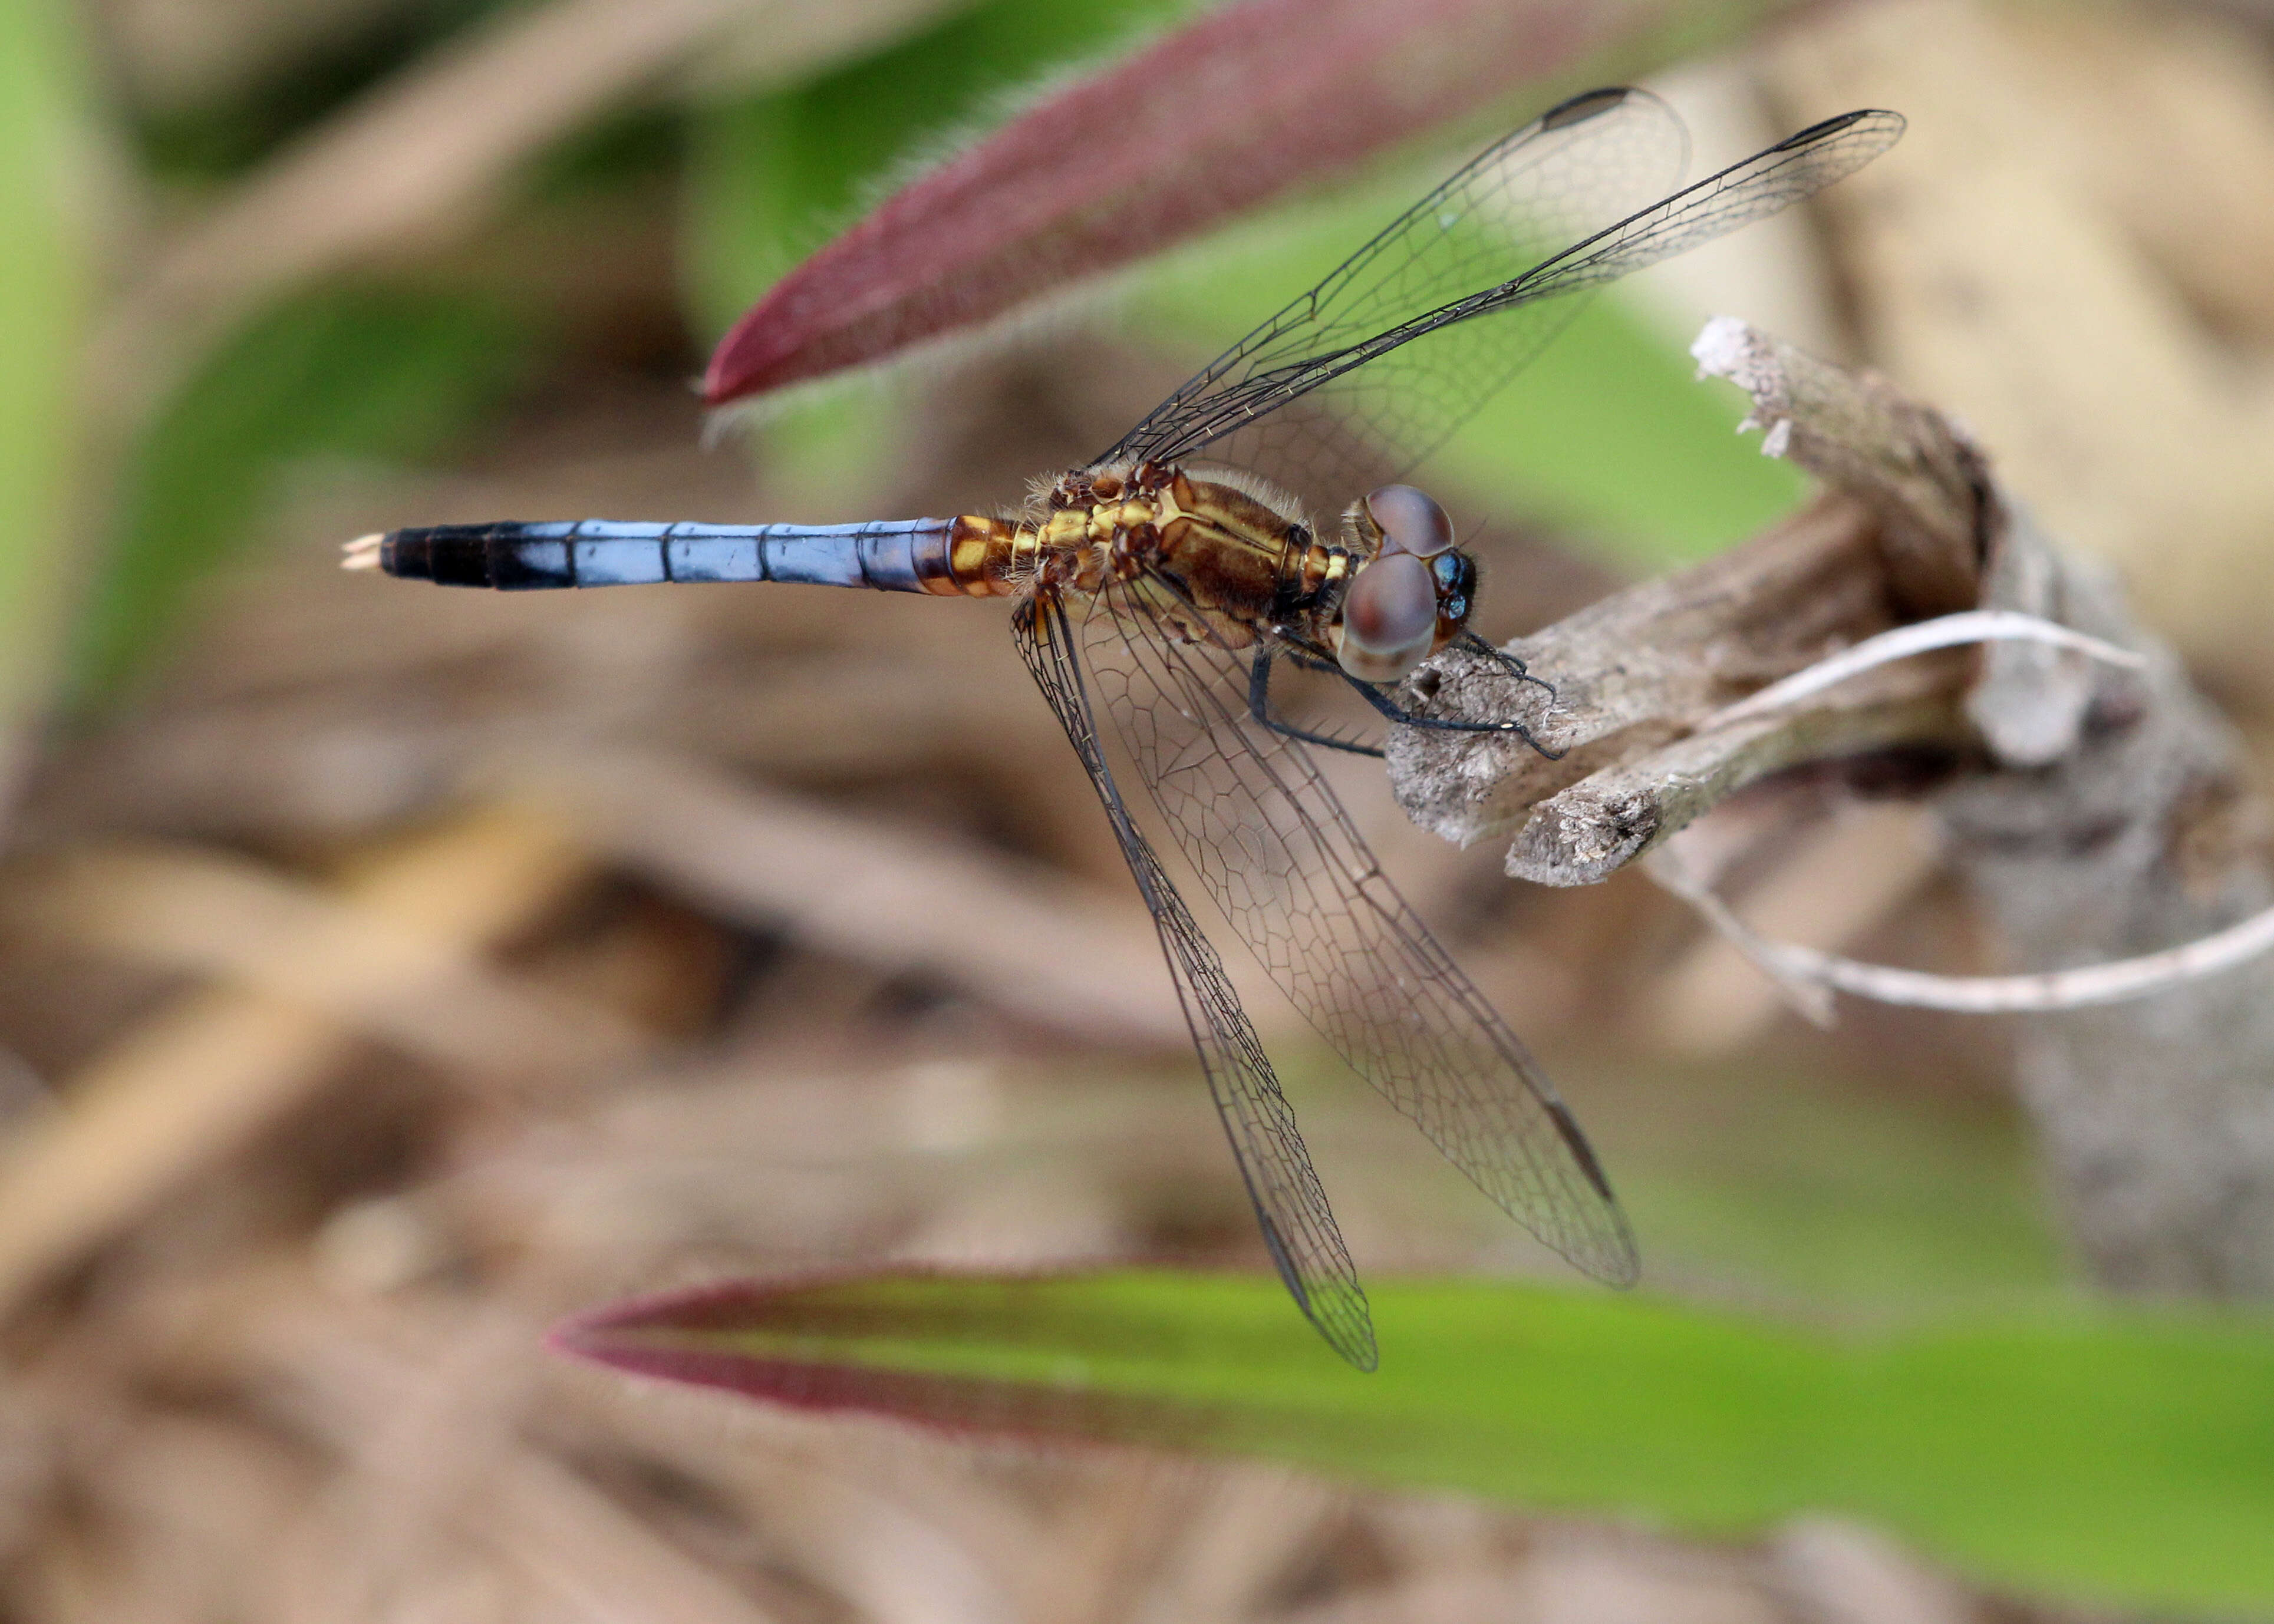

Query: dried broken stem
[1509,662,1971,885]
[1389,321,2114,884]
[1390,315,2274,1295]
[1389,491,1898,858]
[1388,314,2014,884]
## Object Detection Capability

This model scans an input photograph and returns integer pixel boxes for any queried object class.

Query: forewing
[1013,595,1378,1371]
[1098,93,1904,521]
[1094,85,1689,510]
[1079,575,1639,1285]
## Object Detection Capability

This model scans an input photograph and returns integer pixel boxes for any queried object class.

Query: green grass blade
[0,0,92,738]
[561,1268,2274,1617]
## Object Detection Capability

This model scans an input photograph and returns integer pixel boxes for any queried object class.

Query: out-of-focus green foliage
[0,0,89,731]
[574,1266,2274,1618]
[683,0,1197,508]
[1558,1059,2065,1311]
[77,288,532,698]
[131,0,512,181]
[682,0,1197,339]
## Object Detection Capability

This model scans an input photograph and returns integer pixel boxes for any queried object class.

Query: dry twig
[1390,318,2274,1296]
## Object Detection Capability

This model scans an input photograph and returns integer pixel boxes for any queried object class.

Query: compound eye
[1363,484,1454,557]
[1336,552,1438,682]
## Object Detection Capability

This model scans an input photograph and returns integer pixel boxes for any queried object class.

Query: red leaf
[548,1269,1271,1448]
[703,0,1767,405]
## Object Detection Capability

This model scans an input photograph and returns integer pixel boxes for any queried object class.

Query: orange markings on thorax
[930,465,1351,632]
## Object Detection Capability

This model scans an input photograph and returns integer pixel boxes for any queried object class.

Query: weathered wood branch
[1394,494,1911,866]
[1389,318,2274,1297]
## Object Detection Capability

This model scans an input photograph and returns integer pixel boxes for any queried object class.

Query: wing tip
[1588,1228,1644,1290]
[1778,105,1908,155]
[1307,1289,1382,1372]
[1540,86,1632,131]
[1261,1213,1380,1371]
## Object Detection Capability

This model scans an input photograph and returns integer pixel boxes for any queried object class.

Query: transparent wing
[1073,574,1639,1286]
[1096,86,1686,515]
[1013,594,1377,1371]
[1095,90,1903,522]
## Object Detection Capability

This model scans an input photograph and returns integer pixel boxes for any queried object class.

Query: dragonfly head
[1334,484,1476,682]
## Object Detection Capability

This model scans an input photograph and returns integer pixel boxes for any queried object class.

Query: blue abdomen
[377,519,952,593]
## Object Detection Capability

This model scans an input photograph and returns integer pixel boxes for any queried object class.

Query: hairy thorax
[937,462,1362,652]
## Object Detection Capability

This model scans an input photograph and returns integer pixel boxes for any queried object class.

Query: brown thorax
[938,463,1472,685]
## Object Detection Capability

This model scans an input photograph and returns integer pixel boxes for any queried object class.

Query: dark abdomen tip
[371,524,576,589]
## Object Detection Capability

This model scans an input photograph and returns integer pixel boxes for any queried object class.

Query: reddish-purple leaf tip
[703,0,1716,405]
[550,1269,1244,1446]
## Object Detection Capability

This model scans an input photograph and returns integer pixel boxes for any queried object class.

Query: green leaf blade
[0,0,93,727]
[559,1267,2274,1616]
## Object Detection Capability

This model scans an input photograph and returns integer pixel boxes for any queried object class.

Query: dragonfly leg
[1339,668,1566,761]
[1457,631,1557,700]
[1250,650,1386,758]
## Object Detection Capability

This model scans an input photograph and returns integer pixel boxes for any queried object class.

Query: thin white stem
[1648,847,2274,1014]
[1644,851,1838,1026]
[1703,610,2144,730]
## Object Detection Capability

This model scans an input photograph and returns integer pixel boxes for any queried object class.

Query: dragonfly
[347,87,1903,1369]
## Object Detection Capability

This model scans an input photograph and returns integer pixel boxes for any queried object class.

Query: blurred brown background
[3,0,2273,1618]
